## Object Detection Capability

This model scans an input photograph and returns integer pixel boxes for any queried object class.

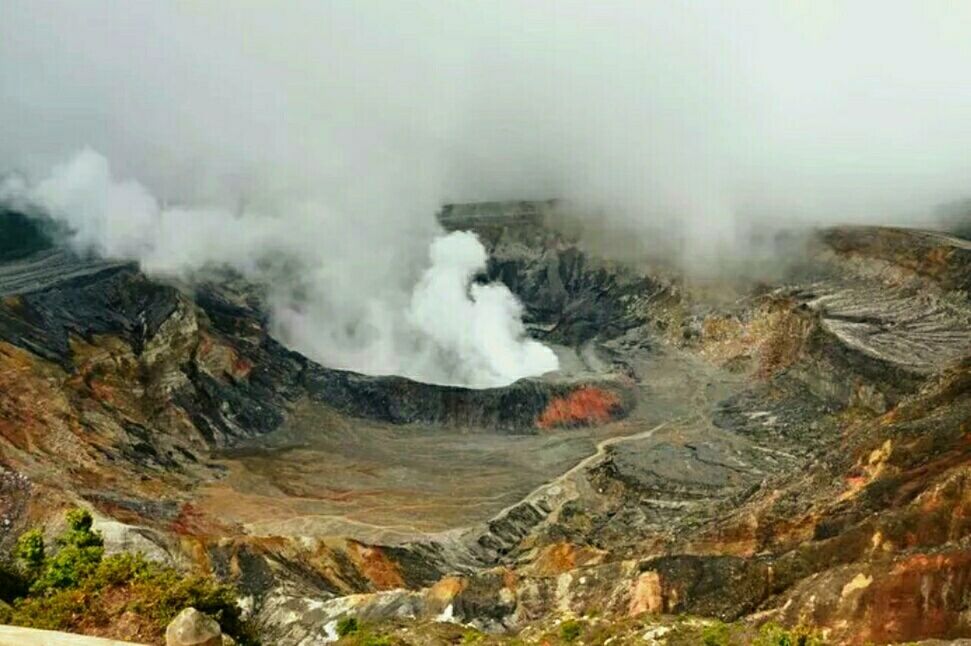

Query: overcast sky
[2,1,970,233]
[3,1,971,383]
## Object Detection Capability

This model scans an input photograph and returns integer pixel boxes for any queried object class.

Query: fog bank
[1,150,557,386]
[2,1,970,380]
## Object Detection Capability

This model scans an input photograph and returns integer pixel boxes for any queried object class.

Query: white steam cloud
[2,150,558,387]
[2,2,971,379]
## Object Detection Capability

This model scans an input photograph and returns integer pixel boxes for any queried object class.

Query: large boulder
[165,608,222,646]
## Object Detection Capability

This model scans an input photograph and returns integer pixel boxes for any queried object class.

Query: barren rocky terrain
[2,203,971,644]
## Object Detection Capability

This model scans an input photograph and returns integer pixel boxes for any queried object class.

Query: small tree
[336,616,359,636]
[61,509,103,548]
[14,530,45,571]
[30,508,105,593]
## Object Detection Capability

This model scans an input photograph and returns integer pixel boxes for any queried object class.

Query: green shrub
[1,509,258,645]
[88,551,152,587]
[753,623,826,646]
[28,507,105,593]
[0,587,87,631]
[61,509,103,549]
[30,543,104,592]
[559,618,582,643]
[337,616,360,636]
[701,621,732,646]
[122,563,248,639]
[65,509,95,534]
[13,529,45,570]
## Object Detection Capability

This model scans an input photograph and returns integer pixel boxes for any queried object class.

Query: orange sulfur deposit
[537,386,621,429]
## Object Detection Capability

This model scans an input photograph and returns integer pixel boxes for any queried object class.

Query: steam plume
[2,150,558,387]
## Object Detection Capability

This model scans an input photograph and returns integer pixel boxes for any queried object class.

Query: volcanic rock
[165,608,221,646]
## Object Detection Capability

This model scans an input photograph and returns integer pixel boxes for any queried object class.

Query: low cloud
[3,150,558,386]
[2,2,970,379]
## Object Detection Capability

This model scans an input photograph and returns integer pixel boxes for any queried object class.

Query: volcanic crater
[2,203,971,644]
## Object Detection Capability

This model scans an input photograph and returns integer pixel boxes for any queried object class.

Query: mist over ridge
[1,150,559,386]
[2,1,971,382]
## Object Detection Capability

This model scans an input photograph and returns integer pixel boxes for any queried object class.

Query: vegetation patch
[337,630,397,646]
[557,618,583,643]
[337,616,360,636]
[701,620,733,645]
[322,613,832,645]
[0,508,258,644]
[667,618,827,646]
[752,622,826,646]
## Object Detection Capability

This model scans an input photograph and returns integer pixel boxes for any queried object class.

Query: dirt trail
[491,419,675,522]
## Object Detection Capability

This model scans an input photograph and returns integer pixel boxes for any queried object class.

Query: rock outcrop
[165,608,222,646]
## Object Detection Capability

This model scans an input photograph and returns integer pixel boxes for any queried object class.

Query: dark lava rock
[441,201,665,345]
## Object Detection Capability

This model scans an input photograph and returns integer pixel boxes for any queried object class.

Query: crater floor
[192,344,746,544]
